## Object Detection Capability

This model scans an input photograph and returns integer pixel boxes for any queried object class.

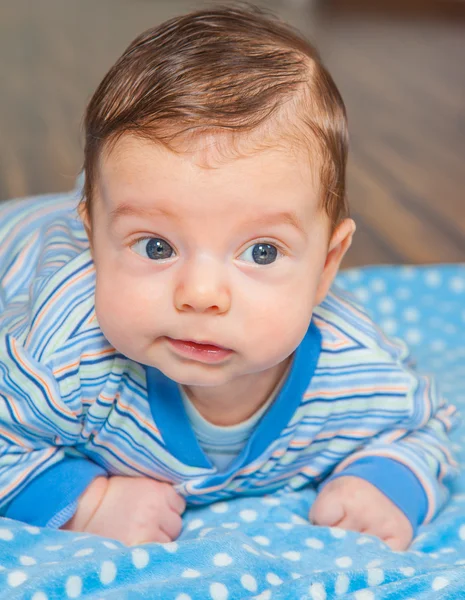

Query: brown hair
[81,3,349,230]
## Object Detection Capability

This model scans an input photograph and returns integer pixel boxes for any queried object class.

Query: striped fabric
[0,191,459,527]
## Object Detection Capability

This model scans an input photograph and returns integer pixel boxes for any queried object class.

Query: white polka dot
[291,572,302,579]
[399,567,415,576]
[7,570,28,587]
[291,514,308,525]
[175,594,192,600]
[354,287,370,303]
[405,328,422,345]
[450,277,465,293]
[400,266,415,280]
[32,593,48,600]
[458,524,465,540]
[370,278,386,293]
[187,518,204,531]
[309,582,327,599]
[210,582,228,600]
[356,536,374,545]
[100,560,117,585]
[242,544,260,556]
[210,502,229,513]
[396,287,411,300]
[282,551,301,561]
[182,569,201,578]
[266,572,283,585]
[430,340,446,352]
[221,522,239,529]
[335,556,352,568]
[367,567,385,586]
[347,270,362,282]
[403,307,419,322]
[19,555,37,565]
[261,497,281,506]
[330,527,347,538]
[163,542,179,553]
[254,591,271,600]
[66,575,82,598]
[73,548,94,558]
[305,537,324,550]
[241,574,258,592]
[335,573,349,595]
[199,528,213,537]
[102,541,118,550]
[45,545,63,551]
[381,318,398,334]
[239,509,257,522]
[366,559,383,568]
[354,591,375,600]
[132,548,149,569]
[213,553,233,567]
[0,528,13,541]
[455,559,465,565]
[378,298,395,314]
[425,270,441,287]
[432,576,450,590]
[276,522,294,530]
[253,536,271,546]
[23,526,40,535]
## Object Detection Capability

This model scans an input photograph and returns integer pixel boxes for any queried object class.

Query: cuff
[3,457,107,527]
[320,456,428,535]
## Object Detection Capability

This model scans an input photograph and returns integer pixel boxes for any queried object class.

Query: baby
[0,5,459,551]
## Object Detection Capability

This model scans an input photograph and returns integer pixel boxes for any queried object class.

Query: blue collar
[145,320,322,477]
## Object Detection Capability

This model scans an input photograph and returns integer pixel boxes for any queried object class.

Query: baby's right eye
[131,237,175,260]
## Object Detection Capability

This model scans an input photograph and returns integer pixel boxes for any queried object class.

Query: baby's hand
[309,476,413,551]
[64,476,186,545]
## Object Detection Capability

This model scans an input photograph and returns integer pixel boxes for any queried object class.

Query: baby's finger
[160,511,184,541]
[309,494,345,527]
[166,487,186,514]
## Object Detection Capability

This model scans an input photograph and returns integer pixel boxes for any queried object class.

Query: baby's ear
[314,218,356,306]
[77,202,93,248]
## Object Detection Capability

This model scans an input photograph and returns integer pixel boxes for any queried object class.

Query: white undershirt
[179,363,291,471]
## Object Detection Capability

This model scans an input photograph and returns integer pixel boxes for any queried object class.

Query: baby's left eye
[238,243,281,265]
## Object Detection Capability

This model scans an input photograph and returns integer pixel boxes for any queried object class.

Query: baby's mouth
[165,337,233,363]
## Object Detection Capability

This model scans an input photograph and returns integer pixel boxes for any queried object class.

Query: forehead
[97,133,321,220]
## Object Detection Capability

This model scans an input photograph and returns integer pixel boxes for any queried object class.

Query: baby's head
[78,4,355,387]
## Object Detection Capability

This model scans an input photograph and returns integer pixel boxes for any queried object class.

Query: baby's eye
[238,243,280,265]
[131,237,175,260]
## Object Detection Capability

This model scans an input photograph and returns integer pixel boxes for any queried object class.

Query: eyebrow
[109,203,307,238]
[109,203,179,226]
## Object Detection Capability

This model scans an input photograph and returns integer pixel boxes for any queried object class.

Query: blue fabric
[322,456,428,533]
[0,262,464,600]
[145,320,322,480]
[3,457,106,527]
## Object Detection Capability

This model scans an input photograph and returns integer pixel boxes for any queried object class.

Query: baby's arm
[310,366,459,548]
[63,476,186,545]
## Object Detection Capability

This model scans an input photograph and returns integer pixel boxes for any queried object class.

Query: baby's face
[88,134,336,387]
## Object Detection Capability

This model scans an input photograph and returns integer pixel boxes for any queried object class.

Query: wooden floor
[1,0,464,268]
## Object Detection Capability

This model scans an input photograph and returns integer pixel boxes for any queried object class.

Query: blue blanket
[1,263,464,600]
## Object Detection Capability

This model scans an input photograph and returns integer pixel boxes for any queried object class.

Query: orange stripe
[52,347,115,377]
[11,339,76,419]
[26,264,95,336]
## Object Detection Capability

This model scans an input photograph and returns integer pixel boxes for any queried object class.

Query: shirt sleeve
[0,330,107,527]
[321,346,460,533]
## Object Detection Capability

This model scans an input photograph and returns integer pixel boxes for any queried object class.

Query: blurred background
[0,0,464,268]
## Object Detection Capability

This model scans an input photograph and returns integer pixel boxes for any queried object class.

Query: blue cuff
[321,456,428,535]
[3,458,107,527]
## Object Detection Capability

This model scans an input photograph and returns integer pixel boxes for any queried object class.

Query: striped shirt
[0,190,460,532]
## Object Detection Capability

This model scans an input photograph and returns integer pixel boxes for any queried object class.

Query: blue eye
[239,243,279,265]
[131,237,175,260]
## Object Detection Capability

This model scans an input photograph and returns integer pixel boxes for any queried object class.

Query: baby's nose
[173,257,231,314]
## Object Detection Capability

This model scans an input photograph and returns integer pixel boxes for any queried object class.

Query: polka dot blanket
[0,263,464,600]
